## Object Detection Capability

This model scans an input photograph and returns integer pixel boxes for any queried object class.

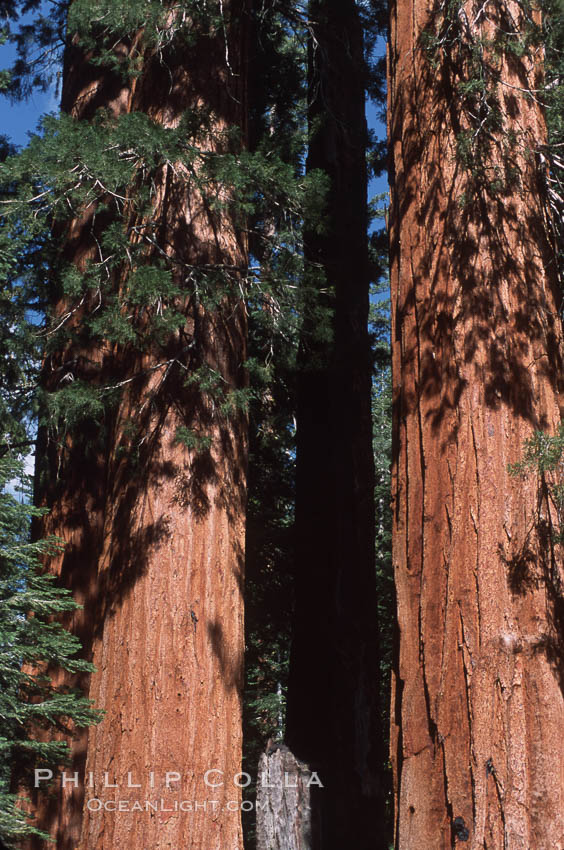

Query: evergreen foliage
[369,242,394,819]
[543,0,564,279]
[510,424,564,543]
[0,103,102,849]
[0,457,102,848]
[0,0,328,445]
[0,134,45,460]
[417,0,564,218]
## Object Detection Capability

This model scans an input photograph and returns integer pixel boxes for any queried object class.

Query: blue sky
[1,88,59,147]
[0,28,60,147]
[367,99,389,222]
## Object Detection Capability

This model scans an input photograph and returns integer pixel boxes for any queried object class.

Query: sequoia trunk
[28,5,249,849]
[389,0,564,846]
[286,1,388,846]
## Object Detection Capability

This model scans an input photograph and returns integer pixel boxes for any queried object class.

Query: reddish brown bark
[389,1,564,847]
[27,5,249,849]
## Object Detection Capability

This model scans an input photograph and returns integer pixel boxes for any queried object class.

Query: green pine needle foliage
[0,457,102,848]
[0,101,327,441]
[510,424,564,544]
[542,0,564,282]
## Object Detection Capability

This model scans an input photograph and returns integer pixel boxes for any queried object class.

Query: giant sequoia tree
[285,1,388,846]
[389,0,564,845]
[8,3,251,848]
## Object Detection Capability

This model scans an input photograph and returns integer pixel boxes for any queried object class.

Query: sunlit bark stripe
[389,0,564,846]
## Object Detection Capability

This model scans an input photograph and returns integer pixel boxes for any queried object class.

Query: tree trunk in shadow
[285,2,390,847]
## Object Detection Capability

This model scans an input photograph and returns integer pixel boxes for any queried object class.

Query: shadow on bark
[501,512,564,694]
[390,0,564,839]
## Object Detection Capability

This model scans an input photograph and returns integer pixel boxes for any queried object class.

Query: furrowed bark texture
[28,5,249,849]
[286,1,388,846]
[255,743,312,850]
[389,0,564,847]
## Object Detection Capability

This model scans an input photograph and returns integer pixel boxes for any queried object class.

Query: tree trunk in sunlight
[27,5,249,849]
[389,0,564,846]
[286,1,388,847]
